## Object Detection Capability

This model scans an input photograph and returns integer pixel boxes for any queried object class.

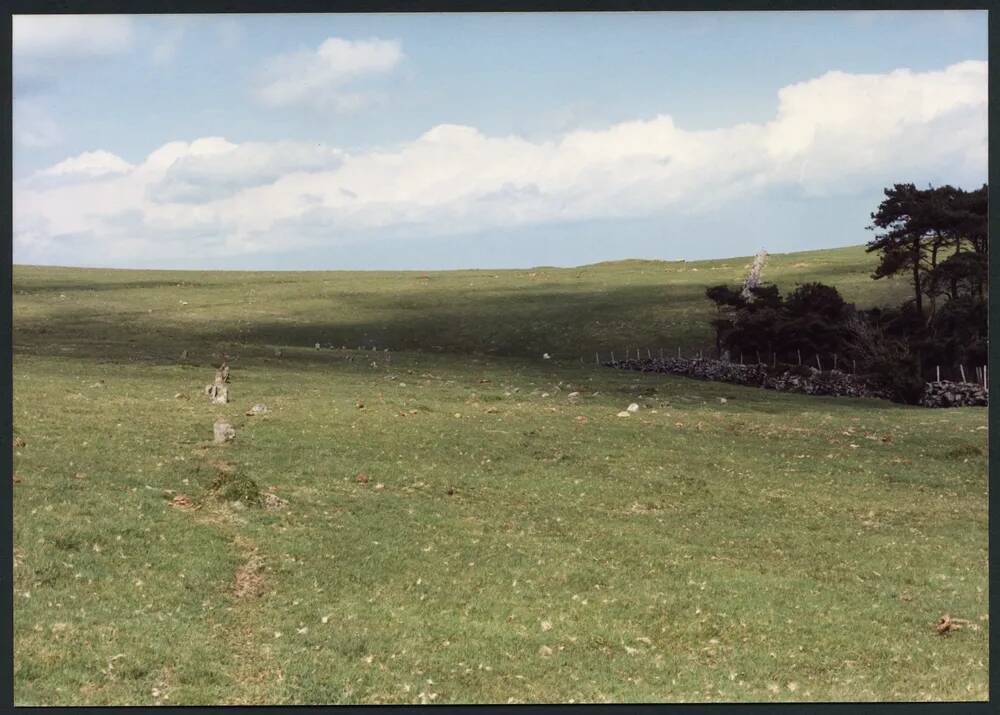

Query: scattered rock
[542,353,551,360]
[616,411,631,418]
[179,350,188,360]
[356,472,370,485]
[245,403,270,416]
[274,347,283,358]
[169,494,195,509]
[71,472,86,480]
[13,436,25,448]
[315,343,321,350]
[174,392,188,400]
[374,482,385,490]
[626,403,640,413]
[538,645,553,657]
[213,419,236,444]
[263,492,287,509]
[355,401,365,409]
[567,391,580,400]
[90,381,105,389]
[718,397,728,404]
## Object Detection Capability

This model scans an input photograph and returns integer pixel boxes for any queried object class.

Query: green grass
[13,245,987,704]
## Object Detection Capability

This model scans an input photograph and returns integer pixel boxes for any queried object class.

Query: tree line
[705,183,987,403]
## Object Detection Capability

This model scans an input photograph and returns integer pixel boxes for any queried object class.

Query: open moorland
[12,245,987,704]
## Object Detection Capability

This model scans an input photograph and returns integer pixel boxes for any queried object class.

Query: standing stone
[213,419,236,443]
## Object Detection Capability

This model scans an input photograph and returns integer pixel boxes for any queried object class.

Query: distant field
[12,245,986,704]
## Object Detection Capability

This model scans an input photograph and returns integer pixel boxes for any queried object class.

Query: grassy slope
[12,245,986,704]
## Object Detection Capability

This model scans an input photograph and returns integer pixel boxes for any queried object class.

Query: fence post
[611,351,616,363]
[756,350,761,364]
[852,358,856,374]
[960,365,967,383]
[936,365,941,383]
[833,353,838,371]
[595,352,600,366]
[797,349,802,366]
[677,346,681,359]
[815,354,822,371]
[647,348,652,360]
[984,364,988,389]
[739,352,743,365]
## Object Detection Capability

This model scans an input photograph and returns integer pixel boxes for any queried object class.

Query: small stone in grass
[617,411,630,418]
[263,492,288,509]
[356,472,369,484]
[213,419,236,444]
[13,436,25,448]
[539,645,553,657]
[626,403,640,413]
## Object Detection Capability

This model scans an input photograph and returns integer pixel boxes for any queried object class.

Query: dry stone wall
[605,356,891,400]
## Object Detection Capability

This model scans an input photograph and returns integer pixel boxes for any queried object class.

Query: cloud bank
[14,61,987,267]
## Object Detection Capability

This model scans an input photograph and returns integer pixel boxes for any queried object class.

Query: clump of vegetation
[210,469,262,506]
[705,182,988,403]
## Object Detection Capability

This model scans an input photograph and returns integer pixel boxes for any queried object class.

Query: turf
[12,245,987,704]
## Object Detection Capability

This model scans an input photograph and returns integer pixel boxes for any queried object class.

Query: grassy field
[12,245,987,704]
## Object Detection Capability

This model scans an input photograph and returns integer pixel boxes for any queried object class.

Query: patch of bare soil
[935,614,976,635]
[233,543,266,600]
[168,494,197,509]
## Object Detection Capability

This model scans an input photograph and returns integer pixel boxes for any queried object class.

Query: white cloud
[37,150,134,179]
[254,37,403,110]
[14,61,987,267]
[13,15,135,60]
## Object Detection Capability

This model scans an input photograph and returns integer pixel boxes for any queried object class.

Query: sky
[12,11,988,270]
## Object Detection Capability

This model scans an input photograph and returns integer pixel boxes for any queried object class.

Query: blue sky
[13,11,988,269]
